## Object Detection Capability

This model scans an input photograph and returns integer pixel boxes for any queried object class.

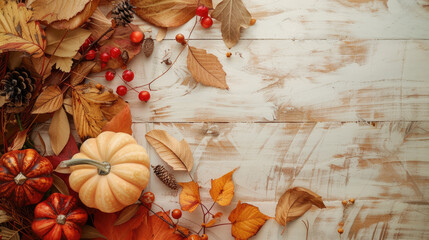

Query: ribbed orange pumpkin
[0,149,53,206]
[60,131,150,213]
[32,193,88,240]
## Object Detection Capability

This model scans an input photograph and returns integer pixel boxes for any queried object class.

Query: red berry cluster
[196,5,213,28]
[104,69,150,102]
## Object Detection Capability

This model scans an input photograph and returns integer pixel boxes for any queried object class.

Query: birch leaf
[145,129,193,171]
[211,0,251,48]
[52,174,70,195]
[30,0,91,24]
[0,2,45,58]
[131,0,213,28]
[45,27,91,58]
[49,107,70,155]
[32,86,64,114]
[187,46,228,89]
[275,187,326,227]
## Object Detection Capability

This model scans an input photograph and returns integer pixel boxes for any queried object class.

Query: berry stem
[141,204,189,238]
[15,114,23,131]
[205,223,232,228]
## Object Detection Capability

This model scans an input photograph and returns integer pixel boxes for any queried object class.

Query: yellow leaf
[209,168,237,206]
[178,181,201,212]
[131,0,213,28]
[145,130,193,171]
[49,0,100,30]
[32,86,64,114]
[49,107,70,155]
[114,204,140,226]
[30,0,91,24]
[228,201,270,240]
[211,0,251,48]
[187,46,228,89]
[0,2,45,58]
[45,27,91,58]
[51,56,73,72]
[9,129,29,151]
[275,187,326,227]
[52,174,70,195]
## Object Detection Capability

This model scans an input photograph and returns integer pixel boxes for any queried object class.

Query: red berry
[122,69,134,82]
[80,37,92,52]
[100,52,111,62]
[201,17,213,29]
[105,71,115,81]
[85,50,96,60]
[138,91,150,102]
[201,234,208,240]
[116,85,127,96]
[101,62,107,69]
[130,31,144,43]
[196,5,209,17]
[110,47,121,58]
[141,192,155,204]
[175,33,186,44]
[172,209,182,219]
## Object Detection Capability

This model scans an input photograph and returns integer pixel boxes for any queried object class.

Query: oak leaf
[102,104,132,135]
[29,0,91,24]
[211,0,251,48]
[178,181,201,212]
[134,211,185,239]
[131,0,213,28]
[9,129,29,151]
[275,187,326,229]
[228,201,270,240]
[187,46,228,89]
[49,107,70,155]
[49,0,100,30]
[210,168,237,206]
[32,86,64,114]
[145,129,193,171]
[0,2,46,58]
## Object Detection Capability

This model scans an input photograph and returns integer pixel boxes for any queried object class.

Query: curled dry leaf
[9,129,29,151]
[210,168,237,206]
[70,61,97,86]
[114,204,140,226]
[49,0,101,30]
[131,0,213,28]
[52,174,70,195]
[32,86,64,114]
[275,187,326,229]
[187,46,228,90]
[228,201,270,240]
[156,28,167,42]
[211,0,251,48]
[30,0,90,24]
[81,225,107,239]
[102,104,132,135]
[145,129,193,171]
[178,181,201,212]
[0,2,46,58]
[49,107,70,155]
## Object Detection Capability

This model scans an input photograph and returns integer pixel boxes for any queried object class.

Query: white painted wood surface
[86,0,429,239]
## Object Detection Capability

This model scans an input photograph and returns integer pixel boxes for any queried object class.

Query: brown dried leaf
[211,0,251,48]
[0,226,19,240]
[85,8,114,40]
[30,0,91,24]
[145,129,193,171]
[45,27,91,58]
[32,86,64,114]
[143,38,154,57]
[49,0,100,30]
[275,187,326,227]
[114,204,140,226]
[187,46,228,89]
[51,56,73,72]
[81,225,107,239]
[49,107,70,155]
[63,97,73,115]
[52,174,70,195]
[9,129,29,151]
[156,28,167,42]
[70,61,96,86]
[131,0,213,28]
[0,210,13,224]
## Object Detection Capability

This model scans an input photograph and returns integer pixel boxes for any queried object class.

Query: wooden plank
[132,0,429,40]
[100,39,429,122]
[133,121,429,240]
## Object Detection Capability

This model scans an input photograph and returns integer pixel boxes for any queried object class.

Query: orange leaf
[202,218,217,228]
[228,201,270,240]
[178,181,201,212]
[102,104,132,134]
[275,187,326,227]
[134,211,185,240]
[9,129,28,151]
[210,168,237,206]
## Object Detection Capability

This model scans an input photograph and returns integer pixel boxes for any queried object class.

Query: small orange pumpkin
[32,193,88,240]
[0,149,53,206]
[60,131,150,213]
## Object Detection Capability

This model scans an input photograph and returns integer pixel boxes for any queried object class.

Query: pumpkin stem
[14,172,27,185]
[56,214,66,225]
[59,159,111,175]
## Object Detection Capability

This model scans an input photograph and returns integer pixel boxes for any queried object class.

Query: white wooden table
[47,1,429,239]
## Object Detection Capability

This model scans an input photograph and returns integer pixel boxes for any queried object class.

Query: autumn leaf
[85,8,114,40]
[49,0,101,30]
[52,174,70,195]
[131,0,213,28]
[212,0,251,48]
[210,168,237,206]
[45,27,91,58]
[49,107,70,155]
[114,204,140,226]
[102,104,132,134]
[0,2,46,58]
[81,225,107,239]
[145,130,193,171]
[178,181,201,212]
[201,213,222,228]
[9,129,29,151]
[29,0,91,24]
[275,187,326,228]
[133,211,185,240]
[156,28,167,42]
[70,61,97,86]
[63,97,73,115]
[0,226,19,240]
[187,46,228,89]
[32,86,64,114]
[229,201,270,240]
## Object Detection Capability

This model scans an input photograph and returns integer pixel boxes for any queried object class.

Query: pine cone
[112,0,135,27]
[0,67,35,109]
[152,165,179,190]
